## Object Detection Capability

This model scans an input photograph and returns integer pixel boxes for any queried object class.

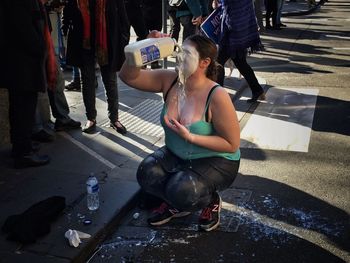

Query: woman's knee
[136,155,166,189]
[165,172,210,211]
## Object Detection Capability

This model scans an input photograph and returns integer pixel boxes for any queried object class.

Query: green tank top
[160,83,240,161]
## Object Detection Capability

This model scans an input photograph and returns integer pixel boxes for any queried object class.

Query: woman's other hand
[164,115,192,142]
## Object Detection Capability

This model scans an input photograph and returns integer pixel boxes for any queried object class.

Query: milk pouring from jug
[124,37,178,67]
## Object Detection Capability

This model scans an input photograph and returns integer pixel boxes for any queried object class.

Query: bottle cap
[83,219,92,225]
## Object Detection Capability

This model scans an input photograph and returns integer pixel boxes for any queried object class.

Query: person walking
[62,0,130,134]
[216,0,265,102]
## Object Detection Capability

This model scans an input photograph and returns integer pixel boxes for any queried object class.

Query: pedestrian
[62,0,130,134]
[216,0,266,103]
[265,0,279,29]
[168,2,181,42]
[142,0,163,69]
[176,0,209,41]
[120,32,241,232]
[1,0,53,168]
[276,0,287,28]
[254,0,265,32]
[124,0,148,41]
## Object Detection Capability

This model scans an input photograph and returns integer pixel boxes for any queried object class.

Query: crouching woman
[119,33,240,231]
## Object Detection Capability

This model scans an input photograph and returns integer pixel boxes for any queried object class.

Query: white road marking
[241,88,319,152]
[325,34,350,40]
[59,132,117,169]
[332,47,350,50]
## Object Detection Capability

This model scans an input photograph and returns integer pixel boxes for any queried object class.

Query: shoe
[272,25,282,30]
[11,142,40,158]
[110,121,127,135]
[147,202,191,226]
[198,192,222,232]
[279,23,287,27]
[31,129,55,142]
[14,153,50,169]
[55,119,81,131]
[150,61,162,69]
[65,80,81,91]
[82,120,96,134]
[247,90,266,103]
[31,141,41,152]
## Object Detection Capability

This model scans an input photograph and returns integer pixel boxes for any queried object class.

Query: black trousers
[142,1,162,31]
[80,50,119,122]
[125,0,148,40]
[8,89,38,157]
[137,146,240,212]
[168,9,180,42]
[265,0,278,27]
[217,48,263,95]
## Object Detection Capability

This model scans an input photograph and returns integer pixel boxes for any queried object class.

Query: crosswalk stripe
[240,87,319,152]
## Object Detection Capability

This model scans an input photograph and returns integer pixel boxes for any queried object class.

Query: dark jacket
[0,0,48,92]
[62,0,130,71]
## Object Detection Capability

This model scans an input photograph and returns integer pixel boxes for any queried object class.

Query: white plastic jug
[124,37,179,67]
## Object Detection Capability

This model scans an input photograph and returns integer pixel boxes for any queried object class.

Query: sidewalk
[0,1,327,263]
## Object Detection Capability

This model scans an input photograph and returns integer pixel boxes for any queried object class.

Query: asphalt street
[0,1,349,263]
[87,1,350,262]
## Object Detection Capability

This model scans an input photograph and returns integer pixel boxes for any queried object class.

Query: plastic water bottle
[86,174,99,211]
[124,37,179,67]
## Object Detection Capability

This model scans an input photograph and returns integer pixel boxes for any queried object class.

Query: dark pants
[8,89,38,157]
[125,0,148,40]
[265,0,278,27]
[48,58,70,123]
[217,48,263,95]
[137,147,240,212]
[179,15,197,41]
[142,1,162,31]
[168,9,180,41]
[80,50,119,122]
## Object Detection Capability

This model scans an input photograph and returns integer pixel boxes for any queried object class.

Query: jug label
[140,45,160,64]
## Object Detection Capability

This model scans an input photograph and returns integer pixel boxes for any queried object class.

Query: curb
[73,189,141,263]
[282,0,327,17]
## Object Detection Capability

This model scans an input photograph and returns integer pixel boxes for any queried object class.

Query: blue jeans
[276,0,285,25]
[34,57,72,132]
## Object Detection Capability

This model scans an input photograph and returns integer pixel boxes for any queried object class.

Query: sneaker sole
[200,196,222,232]
[149,211,191,226]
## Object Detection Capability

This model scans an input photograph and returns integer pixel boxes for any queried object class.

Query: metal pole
[162,0,168,68]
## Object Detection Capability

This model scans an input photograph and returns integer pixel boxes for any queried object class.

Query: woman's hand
[164,115,192,142]
[147,30,170,39]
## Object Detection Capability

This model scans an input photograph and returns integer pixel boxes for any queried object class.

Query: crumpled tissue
[64,229,91,247]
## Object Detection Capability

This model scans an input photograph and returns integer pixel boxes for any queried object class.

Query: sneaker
[147,202,191,226]
[55,119,81,131]
[198,193,222,232]
[65,80,81,91]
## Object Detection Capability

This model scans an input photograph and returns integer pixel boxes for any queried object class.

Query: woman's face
[177,41,199,85]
